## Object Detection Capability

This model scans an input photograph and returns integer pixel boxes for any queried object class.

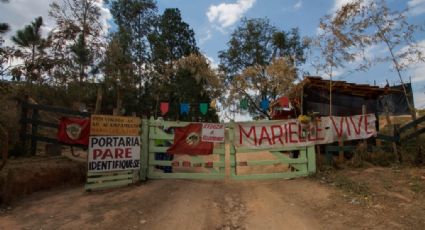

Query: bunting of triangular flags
[160,102,169,115]
[260,98,269,111]
[180,103,190,115]
[240,98,249,110]
[199,103,208,115]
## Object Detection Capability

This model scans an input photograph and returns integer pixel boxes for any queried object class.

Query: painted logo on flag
[66,123,82,140]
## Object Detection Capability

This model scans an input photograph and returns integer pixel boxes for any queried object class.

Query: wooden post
[394,124,402,163]
[362,105,367,149]
[300,86,304,115]
[338,138,344,163]
[140,118,149,181]
[0,131,8,170]
[316,145,322,169]
[20,98,29,154]
[384,105,399,157]
[30,108,39,156]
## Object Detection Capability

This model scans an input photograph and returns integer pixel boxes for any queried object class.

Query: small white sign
[201,123,225,143]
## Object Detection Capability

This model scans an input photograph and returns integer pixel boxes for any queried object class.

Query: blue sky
[1,0,425,113]
[155,0,425,109]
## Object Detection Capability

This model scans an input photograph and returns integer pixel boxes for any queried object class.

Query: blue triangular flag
[260,99,269,111]
[180,103,189,115]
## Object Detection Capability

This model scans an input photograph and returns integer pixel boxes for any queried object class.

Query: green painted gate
[228,122,316,180]
[140,117,225,180]
[139,118,316,180]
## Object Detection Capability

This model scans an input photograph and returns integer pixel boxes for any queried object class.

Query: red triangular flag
[160,102,169,115]
[278,96,290,107]
[166,124,213,155]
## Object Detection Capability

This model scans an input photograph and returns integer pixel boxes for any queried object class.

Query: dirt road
[1,166,425,230]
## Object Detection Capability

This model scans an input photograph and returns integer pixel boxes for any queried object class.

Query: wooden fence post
[20,98,29,154]
[362,105,368,149]
[338,138,344,163]
[140,118,149,181]
[30,108,39,156]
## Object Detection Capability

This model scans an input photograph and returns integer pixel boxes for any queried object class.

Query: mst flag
[57,117,90,145]
[167,123,214,155]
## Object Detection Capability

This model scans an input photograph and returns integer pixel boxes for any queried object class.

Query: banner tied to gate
[201,123,225,143]
[167,124,214,155]
[88,136,141,172]
[57,117,90,145]
[88,114,141,173]
[235,114,376,149]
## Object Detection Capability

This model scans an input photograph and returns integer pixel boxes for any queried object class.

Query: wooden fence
[20,101,90,155]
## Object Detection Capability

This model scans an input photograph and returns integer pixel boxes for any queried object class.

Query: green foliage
[0,23,9,34]
[49,0,104,84]
[149,8,199,72]
[218,18,308,118]
[11,16,50,85]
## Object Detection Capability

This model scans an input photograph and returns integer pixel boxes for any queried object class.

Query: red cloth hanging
[166,124,213,155]
[57,117,90,146]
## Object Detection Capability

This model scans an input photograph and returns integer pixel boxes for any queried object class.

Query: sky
[1,0,425,120]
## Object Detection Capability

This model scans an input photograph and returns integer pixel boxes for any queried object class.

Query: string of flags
[159,97,282,116]
[240,98,271,111]
[160,102,213,116]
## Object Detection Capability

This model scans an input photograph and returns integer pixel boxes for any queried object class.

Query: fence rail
[20,101,90,155]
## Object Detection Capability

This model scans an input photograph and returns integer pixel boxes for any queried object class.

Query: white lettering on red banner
[234,114,376,149]
[88,136,141,172]
[201,123,225,143]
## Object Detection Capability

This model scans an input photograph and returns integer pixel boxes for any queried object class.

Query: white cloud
[0,0,111,47]
[199,29,212,45]
[207,0,256,30]
[408,0,425,16]
[205,54,219,70]
[294,0,302,10]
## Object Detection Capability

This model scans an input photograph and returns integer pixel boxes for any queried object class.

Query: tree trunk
[94,87,103,114]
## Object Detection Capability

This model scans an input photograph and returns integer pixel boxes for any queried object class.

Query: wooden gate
[140,117,225,180]
[228,122,316,180]
[140,118,316,180]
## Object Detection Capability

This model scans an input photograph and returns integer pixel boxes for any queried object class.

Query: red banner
[167,124,214,155]
[57,117,90,145]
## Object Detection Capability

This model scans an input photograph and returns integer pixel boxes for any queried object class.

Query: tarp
[302,83,412,116]
[234,114,376,149]
[377,84,413,115]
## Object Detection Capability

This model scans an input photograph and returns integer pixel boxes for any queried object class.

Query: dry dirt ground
[0,165,425,230]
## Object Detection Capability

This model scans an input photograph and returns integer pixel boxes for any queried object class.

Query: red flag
[57,117,90,146]
[278,96,290,107]
[166,124,213,155]
[160,102,169,115]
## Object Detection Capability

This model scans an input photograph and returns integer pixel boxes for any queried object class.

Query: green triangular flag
[200,103,208,115]
[240,98,248,110]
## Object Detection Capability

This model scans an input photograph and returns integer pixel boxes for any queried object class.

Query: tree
[108,0,157,101]
[322,0,425,119]
[143,8,204,119]
[49,0,104,84]
[313,8,357,115]
[11,16,49,84]
[164,54,221,121]
[102,34,135,115]
[219,18,308,118]
[149,8,198,73]
[0,21,10,77]
[0,23,9,34]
